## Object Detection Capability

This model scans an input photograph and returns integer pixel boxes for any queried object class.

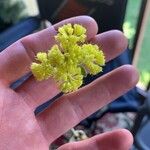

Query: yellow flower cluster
[31,24,105,93]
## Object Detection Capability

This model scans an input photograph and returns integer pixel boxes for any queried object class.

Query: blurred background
[0,0,150,149]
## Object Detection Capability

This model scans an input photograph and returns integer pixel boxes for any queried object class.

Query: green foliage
[124,0,150,87]
[139,71,150,88]
[31,24,105,93]
[0,0,27,24]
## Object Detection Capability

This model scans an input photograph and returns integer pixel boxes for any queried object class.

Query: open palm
[0,16,138,150]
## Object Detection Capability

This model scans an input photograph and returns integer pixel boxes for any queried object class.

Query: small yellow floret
[81,44,105,75]
[31,63,52,81]
[48,45,65,67]
[36,52,48,62]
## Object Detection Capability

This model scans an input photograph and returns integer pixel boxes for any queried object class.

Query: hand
[0,16,138,150]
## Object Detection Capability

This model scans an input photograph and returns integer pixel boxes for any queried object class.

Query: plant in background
[0,0,27,31]
[31,24,105,93]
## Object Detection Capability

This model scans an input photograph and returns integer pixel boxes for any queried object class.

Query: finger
[36,65,139,142]
[58,129,133,150]
[91,30,128,61]
[0,16,98,86]
[16,30,127,110]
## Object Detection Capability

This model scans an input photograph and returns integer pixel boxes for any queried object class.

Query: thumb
[58,129,133,150]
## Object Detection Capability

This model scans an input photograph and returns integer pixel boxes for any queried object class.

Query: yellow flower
[31,24,105,93]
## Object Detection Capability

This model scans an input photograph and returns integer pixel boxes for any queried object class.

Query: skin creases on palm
[0,88,48,149]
